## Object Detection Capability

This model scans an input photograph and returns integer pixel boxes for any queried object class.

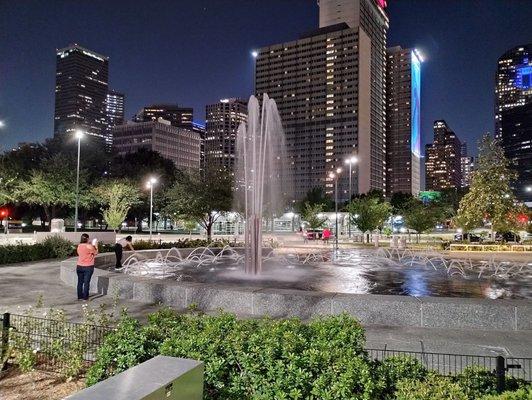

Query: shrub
[41,235,75,259]
[395,373,468,400]
[374,356,428,399]
[87,311,375,399]
[480,388,532,400]
[0,242,52,265]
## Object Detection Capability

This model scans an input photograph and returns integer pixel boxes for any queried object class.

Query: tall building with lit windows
[133,104,193,129]
[385,46,422,196]
[495,44,532,202]
[255,0,389,201]
[54,44,109,144]
[425,120,462,191]
[105,90,124,149]
[205,98,247,171]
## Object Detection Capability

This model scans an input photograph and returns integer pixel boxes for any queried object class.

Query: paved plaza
[1,258,531,357]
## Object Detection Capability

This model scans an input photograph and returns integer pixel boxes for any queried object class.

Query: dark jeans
[76,266,94,300]
[114,243,123,268]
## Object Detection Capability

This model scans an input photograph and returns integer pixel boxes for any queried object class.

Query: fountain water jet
[236,94,289,275]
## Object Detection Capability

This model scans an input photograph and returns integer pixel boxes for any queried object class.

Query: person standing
[115,235,134,269]
[76,233,98,301]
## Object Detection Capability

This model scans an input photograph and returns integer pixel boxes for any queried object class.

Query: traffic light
[0,209,7,218]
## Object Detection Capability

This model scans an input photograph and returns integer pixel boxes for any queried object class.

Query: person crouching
[115,235,134,269]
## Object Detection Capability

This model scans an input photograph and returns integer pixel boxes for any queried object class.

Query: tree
[14,154,90,227]
[301,202,328,229]
[296,187,333,212]
[164,168,233,241]
[404,201,443,243]
[455,135,521,235]
[390,192,416,215]
[345,197,391,243]
[94,181,140,232]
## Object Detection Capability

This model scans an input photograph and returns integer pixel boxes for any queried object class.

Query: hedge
[0,235,73,265]
[86,310,531,400]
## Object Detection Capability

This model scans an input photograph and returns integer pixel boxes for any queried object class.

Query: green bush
[0,235,75,265]
[373,356,428,399]
[480,388,532,400]
[85,310,532,400]
[395,373,468,400]
[87,311,374,399]
[41,235,75,259]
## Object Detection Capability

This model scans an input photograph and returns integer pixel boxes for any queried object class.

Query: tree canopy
[455,135,521,233]
[345,197,391,241]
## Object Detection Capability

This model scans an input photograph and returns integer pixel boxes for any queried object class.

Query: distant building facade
[105,90,125,149]
[385,46,422,196]
[54,44,109,145]
[425,120,462,191]
[256,0,389,201]
[460,156,476,188]
[495,44,532,202]
[205,98,247,171]
[112,120,201,170]
[133,104,193,129]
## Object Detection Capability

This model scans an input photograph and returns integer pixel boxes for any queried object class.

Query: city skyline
[1,0,531,154]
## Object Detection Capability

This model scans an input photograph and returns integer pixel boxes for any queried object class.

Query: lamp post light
[0,120,5,128]
[344,156,358,238]
[146,177,158,241]
[74,130,84,233]
[251,50,258,93]
[526,186,532,193]
[329,168,342,250]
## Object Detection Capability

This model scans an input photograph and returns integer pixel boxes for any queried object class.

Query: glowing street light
[251,50,259,93]
[525,186,532,193]
[74,130,84,232]
[146,177,158,240]
[0,120,5,128]
[251,50,259,58]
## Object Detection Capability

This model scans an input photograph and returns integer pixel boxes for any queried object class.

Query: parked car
[305,229,323,240]
[453,232,482,243]
[495,232,521,243]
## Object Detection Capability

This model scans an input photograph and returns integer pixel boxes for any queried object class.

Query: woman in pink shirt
[76,233,98,300]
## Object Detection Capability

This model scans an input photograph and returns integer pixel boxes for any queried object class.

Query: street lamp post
[146,177,157,241]
[344,156,358,238]
[251,50,258,94]
[329,168,342,250]
[74,130,83,233]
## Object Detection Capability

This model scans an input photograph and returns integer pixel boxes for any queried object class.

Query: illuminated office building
[54,44,109,144]
[425,120,462,191]
[256,0,389,201]
[105,90,125,149]
[133,104,193,129]
[205,98,247,171]
[112,120,201,170]
[385,46,422,195]
[495,44,532,202]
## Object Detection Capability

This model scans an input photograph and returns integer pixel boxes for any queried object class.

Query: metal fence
[1,312,114,373]
[367,347,532,392]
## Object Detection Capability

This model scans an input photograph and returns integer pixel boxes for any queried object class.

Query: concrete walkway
[0,259,531,357]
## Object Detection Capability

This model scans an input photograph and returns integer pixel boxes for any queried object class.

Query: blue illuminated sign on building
[516,65,532,89]
[411,51,421,157]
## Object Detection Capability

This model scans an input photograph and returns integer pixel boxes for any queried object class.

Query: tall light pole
[329,168,342,250]
[251,50,258,94]
[344,156,358,238]
[74,130,83,233]
[146,177,157,240]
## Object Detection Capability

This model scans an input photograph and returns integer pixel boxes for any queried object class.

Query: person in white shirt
[115,236,134,269]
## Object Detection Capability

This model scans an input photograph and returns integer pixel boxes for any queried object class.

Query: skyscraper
[495,44,532,202]
[105,90,125,149]
[385,46,422,196]
[133,104,193,129]
[205,98,247,172]
[54,44,109,144]
[425,120,462,191]
[256,0,389,201]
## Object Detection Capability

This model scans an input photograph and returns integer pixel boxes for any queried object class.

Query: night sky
[1,0,531,155]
